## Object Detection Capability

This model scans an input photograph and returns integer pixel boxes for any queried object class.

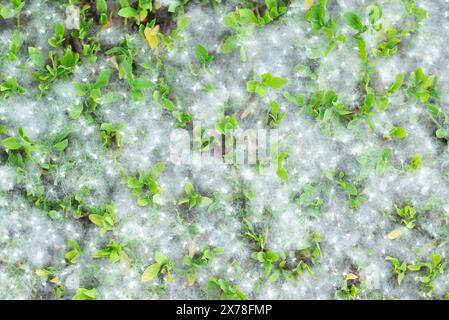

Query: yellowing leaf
[109,56,122,79]
[35,269,48,276]
[141,262,161,282]
[387,228,404,240]
[50,277,59,283]
[304,0,314,11]
[187,276,196,286]
[139,10,148,22]
[346,273,358,281]
[144,25,160,50]
[188,244,196,258]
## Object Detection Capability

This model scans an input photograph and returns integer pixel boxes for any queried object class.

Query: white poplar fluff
[0,0,448,300]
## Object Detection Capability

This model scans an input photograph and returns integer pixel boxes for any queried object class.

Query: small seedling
[48,22,65,48]
[207,277,247,300]
[266,101,285,128]
[195,44,214,69]
[335,273,362,300]
[72,288,98,300]
[65,240,82,264]
[141,251,174,283]
[394,201,416,229]
[178,182,212,209]
[276,150,289,181]
[31,46,79,99]
[126,162,165,207]
[181,246,224,286]
[408,252,447,296]
[96,0,109,26]
[93,240,129,264]
[0,0,25,20]
[385,256,408,285]
[406,68,438,103]
[100,123,123,149]
[247,72,288,97]
[0,77,25,98]
[88,203,115,234]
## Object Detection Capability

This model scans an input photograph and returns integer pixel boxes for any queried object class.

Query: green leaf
[133,78,154,90]
[344,12,365,32]
[222,35,238,54]
[55,22,65,39]
[436,128,449,139]
[137,197,150,206]
[184,182,194,195]
[390,127,408,139]
[141,263,161,282]
[118,7,138,19]
[127,177,143,189]
[69,105,84,119]
[369,4,382,25]
[262,73,288,88]
[95,69,113,88]
[276,166,289,180]
[246,80,258,93]
[149,162,165,179]
[195,44,213,68]
[88,214,105,227]
[28,47,45,68]
[199,196,212,207]
[1,137,22,150]
[388,74,404,94]
[265,270,280,285]
[54,139,68,151]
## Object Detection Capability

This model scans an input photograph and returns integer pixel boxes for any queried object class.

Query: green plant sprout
[207,277,247,300]
[385,256,408,285]
[118,0,153,25]
[181,246,224,286]
[107,36,154,101]
[71,5,94,40]
[48,22,65,48]
[100,123,123,149]
[266,101,285,128]
[246,72,288,97]
[96,0,109,26]
[64,240,82,264]
[30,46,80,99]
[72,288,98,300]
[0,0,25,23]
[0,77,26,98]
[1,128,34,170]
[126,162,165,207]
[93,240,129,264]
[327,170,365,208]
[408,252,447,296]
[88,203,116,234]
[305,0,346,56]
[195,44,214,69]
[178,182,212,209]
[276,150,289,181]
[141,251,174,283]
[394,201,417,229]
